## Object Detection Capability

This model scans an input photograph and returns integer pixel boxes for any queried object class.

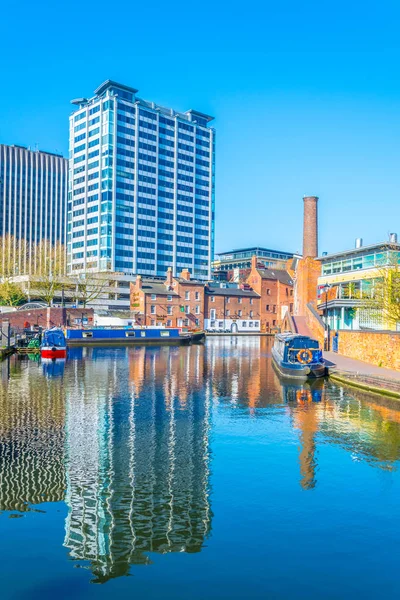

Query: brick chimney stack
[302,195,318,258]
[136,274,142,290]
[180,268,191,281]
[166,267,173,287]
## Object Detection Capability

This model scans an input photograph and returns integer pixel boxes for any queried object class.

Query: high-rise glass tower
[68,80,215,280]
[0,144,67,274]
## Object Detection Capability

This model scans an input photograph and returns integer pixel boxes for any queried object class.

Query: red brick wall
[246,263,293,332]
[0,308,94,330]
[338,330,400,371]
[295,257,321,316]
[204,294,260,323]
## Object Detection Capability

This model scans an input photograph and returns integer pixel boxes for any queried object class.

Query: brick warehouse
[131,261,294,332]
[246,256,294,332]
[130,268,205,329]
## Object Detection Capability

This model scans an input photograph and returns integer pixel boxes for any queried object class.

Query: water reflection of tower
[63,345,212,583]
[0,357,66,511]
[281,380,325,490]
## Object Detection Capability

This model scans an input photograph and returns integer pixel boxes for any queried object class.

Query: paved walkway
[324,352,400,381]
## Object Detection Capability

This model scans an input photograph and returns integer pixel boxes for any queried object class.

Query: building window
[226,297,230,303]
[290,289,293,296]
[184,318,189,326]
[286,288,288,296]
[167,306,173,315]
[151,305,156,314]
[195,305,200,314]
[273,305,276,313]
[290,303,293,312]
[166,319,172,327]
[151,319,156,326]
[195,291,200,300]
[250,310,253,318]
[185,291,190,300]
[210,295,215,302]
[185,305,190,313]
[266,304,270,311]
[272,319,276,326]
[238,297,242,304]
[210,309,216,320]
[249,321,253,327]
[226,310,230,317]
[151,294,156,300]
[250,298,253,305]
[238,310,242,317]
[219,321,223,328]
[242,321,247,327]
[267,289,271,295]
[254,321,259,327]
[195,319,199,326]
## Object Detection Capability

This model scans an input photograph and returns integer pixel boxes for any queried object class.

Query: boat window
[160,331,170,337]
[125,331,136,337]
[289,339,319,349]
[140,331,146,337]
[82,332,93,338]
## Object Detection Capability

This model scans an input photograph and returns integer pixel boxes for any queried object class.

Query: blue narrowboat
[65,327,193,346]
[272,333,325,379]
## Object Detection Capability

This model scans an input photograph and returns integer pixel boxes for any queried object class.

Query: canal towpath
[324,351,400,398]
[292,316,400,398]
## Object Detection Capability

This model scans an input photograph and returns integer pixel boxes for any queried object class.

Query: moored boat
[65,327,195,346]
[272,333,325,379]
[40,328,68,359]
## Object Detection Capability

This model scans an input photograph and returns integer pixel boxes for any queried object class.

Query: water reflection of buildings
[0,356,66,511]
[205,336,283,409]
[63,345,212,583]
[281,379,400,489]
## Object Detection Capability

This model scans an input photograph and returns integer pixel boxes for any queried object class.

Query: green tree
[0,280,26,306]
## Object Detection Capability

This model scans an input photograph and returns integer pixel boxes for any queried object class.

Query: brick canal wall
[0,308,94,330]
[338,330,400,371]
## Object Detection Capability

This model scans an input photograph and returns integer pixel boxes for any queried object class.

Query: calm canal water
[1,337,400,599]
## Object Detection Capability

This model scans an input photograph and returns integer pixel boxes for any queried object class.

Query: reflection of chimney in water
[295,403,320,490]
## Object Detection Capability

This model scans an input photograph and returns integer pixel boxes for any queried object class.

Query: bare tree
[72,272,110,308]
[31,241,67,306]
[0,235,30,278]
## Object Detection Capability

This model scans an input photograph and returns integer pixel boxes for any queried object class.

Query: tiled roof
[205,287,260,298]
[141,282,178,296]
[255,269,293,285]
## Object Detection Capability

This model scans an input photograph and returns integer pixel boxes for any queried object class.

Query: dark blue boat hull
[272,347,326,379]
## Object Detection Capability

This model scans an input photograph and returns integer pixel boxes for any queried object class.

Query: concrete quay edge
[329,371,400,400]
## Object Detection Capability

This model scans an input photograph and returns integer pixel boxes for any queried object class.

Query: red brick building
[204,285,261,332]
[246,256,294,332]
[130,268,205,329]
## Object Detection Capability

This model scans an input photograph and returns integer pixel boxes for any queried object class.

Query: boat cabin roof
[275,333,318,344]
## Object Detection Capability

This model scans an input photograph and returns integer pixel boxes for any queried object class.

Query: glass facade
[0,144,67,274]
[68,81,215,279]
[321,250,400,276]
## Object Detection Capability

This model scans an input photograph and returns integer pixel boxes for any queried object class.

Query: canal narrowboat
[271,333,325,379]
[40,328,68,359]
[65,327,193,346]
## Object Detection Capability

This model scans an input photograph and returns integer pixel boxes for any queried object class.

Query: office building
[317,235,400,330]
[212,246,294,282]
[68,80,215,280]
[0,144,68,274]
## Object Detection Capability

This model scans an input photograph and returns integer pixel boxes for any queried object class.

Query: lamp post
[323,284,330,351]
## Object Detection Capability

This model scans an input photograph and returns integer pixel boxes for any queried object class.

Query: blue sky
[2,0,400,256]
